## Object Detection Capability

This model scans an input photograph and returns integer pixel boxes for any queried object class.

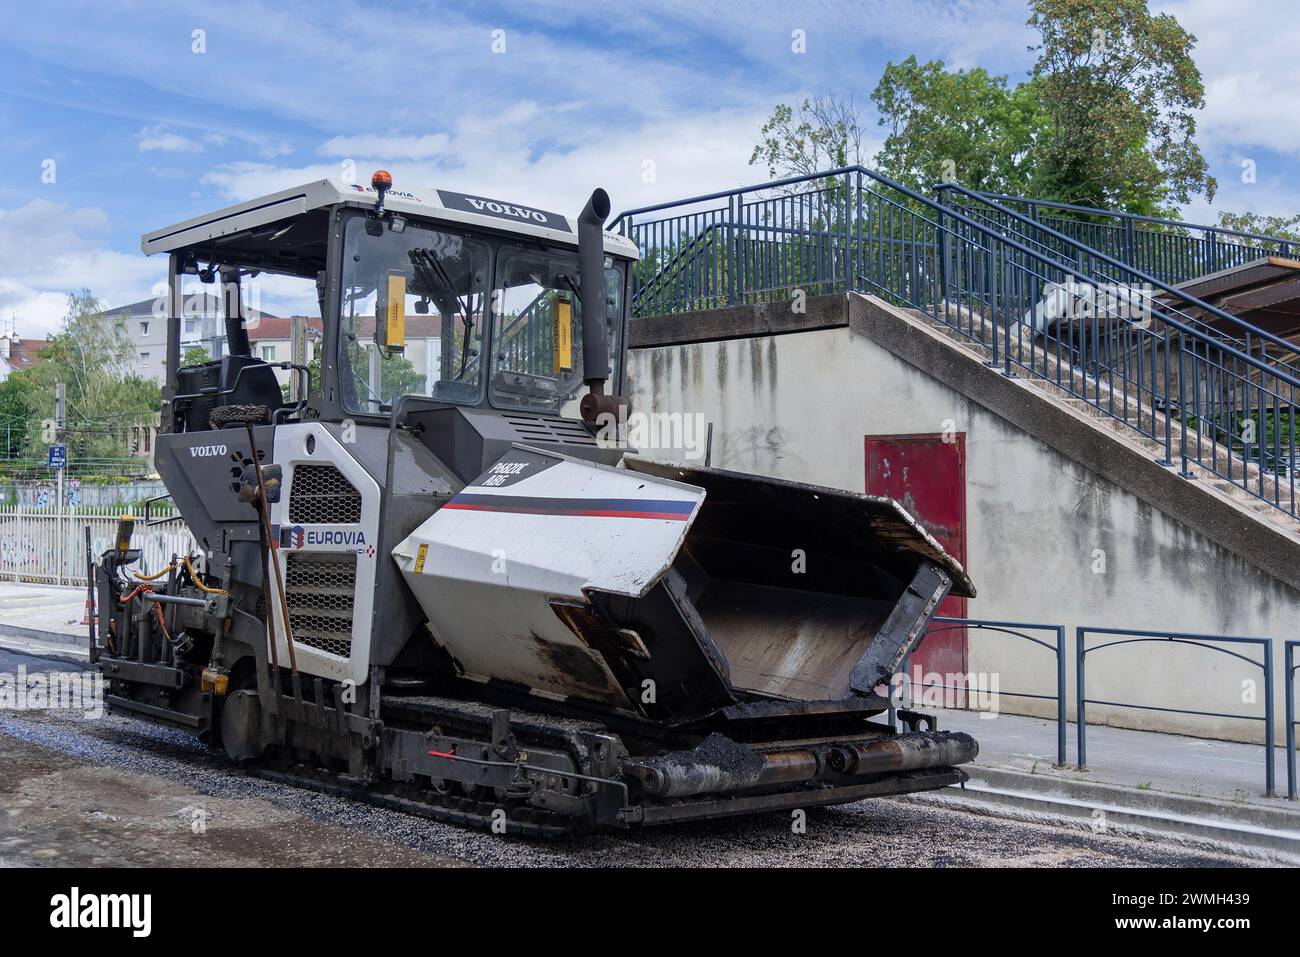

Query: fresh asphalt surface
[0,649,1257,867]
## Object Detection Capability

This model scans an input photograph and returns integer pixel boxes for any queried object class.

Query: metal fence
[1287,640,1299,800]
[946,188,1296,287]
[612,166,1300,525]
[1076,626,1276,797]
[935,183,1300,373]
[0,506,196,585]
[899,616,1068,767]
[890,618,1287,797]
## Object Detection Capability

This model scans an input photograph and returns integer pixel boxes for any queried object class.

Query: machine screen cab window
[340,216,489,413]
[490,245,624,415]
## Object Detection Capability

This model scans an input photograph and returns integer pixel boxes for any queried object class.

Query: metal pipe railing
[1286,639,1297,800]
[952,187,1295,256]
[615,166,1300,384]
[1076,626,1276,797]
[903,616,1068,768]
[935,181,1300,368]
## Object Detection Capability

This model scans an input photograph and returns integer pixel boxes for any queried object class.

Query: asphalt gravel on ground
[0,650,1258,868]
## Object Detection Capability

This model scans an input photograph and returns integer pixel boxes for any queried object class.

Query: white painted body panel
[266,422,380,686]
[393,448,703,705]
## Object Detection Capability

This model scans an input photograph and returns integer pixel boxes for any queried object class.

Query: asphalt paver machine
[91,172,977,833]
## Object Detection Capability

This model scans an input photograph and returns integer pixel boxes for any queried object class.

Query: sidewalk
[937,707,1281,805]
[926,707,1300,858]
[0,581,90,651]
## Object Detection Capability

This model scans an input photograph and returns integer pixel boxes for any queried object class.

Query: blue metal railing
[936,182,1300,369]
[611,166,1300,523]
[898,616,1068,767]
[1286,640,1298,800]
[944,188,1296,286]
[935,184,1300,507]
[886,617,1285,795]
[1076,626,1276,797]
[463,286,557,381]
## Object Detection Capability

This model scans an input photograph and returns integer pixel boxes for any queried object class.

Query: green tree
[754,0,1216,215]
[1028,0,1215,212]
[750,94,871,180]
[0,369,38,461]
[335,342,426,405]
[23,291,161,463]
[181,345,211,367]
[1216,211,1300,247]
[869,56,1046,194]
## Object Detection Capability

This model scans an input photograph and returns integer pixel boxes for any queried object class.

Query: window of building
[261,345,277,361]
[140,321,149,336]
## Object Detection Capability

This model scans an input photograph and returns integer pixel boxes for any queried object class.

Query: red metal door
[864,433,968,677]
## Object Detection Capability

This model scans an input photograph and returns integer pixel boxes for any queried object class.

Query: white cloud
[136,123,291,160]
[0,200,162,337]
[0,199,324,333]
[203,103,772,222]
[320,133,451,161]
[1161,0,1300,159]
[138,126,204,153]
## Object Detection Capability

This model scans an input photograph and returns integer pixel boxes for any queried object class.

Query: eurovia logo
[278,524,370,555]
[349,183,420,201]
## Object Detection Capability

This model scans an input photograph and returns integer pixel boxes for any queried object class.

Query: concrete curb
[941,763,1300,857]
[0,622,85,647]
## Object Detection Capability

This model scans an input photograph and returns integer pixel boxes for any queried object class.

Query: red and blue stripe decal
[443,492,695,521]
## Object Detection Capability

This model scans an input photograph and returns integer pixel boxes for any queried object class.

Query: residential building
[245,315,324,387]
[102,293,277,384]
[0,332,51,382]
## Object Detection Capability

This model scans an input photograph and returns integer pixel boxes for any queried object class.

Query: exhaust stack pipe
[220,267,252,357]
[576,188,622,424]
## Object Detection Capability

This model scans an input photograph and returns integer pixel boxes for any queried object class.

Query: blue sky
[2,0,1297,335]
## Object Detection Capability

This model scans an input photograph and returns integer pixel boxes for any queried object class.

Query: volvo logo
[189,444,228,458]
[437,189,572,233]
[465,198,548,222]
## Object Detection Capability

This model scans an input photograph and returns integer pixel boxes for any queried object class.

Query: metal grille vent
[284,552,356,659]
[505,414,598,447]
[289,464,361,524]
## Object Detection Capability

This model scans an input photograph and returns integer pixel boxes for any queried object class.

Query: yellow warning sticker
[552,295,573,373]
[414,543,428,574]
[381,271,406,352]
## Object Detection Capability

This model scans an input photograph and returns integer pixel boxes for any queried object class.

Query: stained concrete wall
[626,295,1297,748]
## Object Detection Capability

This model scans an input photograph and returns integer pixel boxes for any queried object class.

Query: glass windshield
[490,245,624,414]
[339,216,489,412]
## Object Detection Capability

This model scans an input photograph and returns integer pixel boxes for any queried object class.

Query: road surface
[0,649,1256,868]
